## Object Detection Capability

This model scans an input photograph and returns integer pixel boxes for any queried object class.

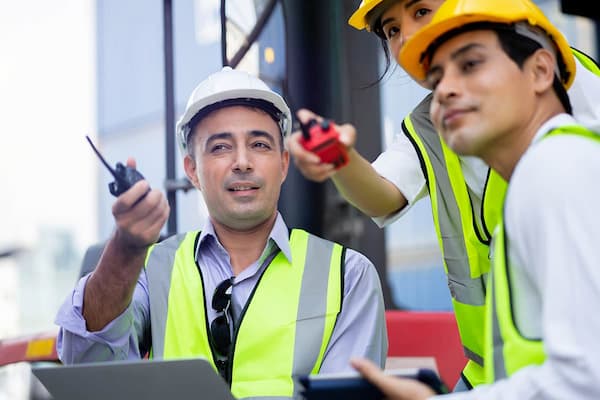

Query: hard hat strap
[514,22,560,77]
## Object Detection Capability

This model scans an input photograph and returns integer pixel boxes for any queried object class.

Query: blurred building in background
[0,0,597,350]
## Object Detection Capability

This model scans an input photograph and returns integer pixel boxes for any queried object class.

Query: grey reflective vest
[145,229,344,399]
[486,125,600,382]
[402,94,506,386]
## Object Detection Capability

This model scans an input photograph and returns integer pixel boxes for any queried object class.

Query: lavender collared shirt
[55,213,388,372]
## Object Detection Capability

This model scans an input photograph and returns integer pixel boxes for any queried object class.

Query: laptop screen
[32,358,235,400]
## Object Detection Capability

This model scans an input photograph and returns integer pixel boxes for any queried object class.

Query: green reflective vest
[572,47,600,76]
[403,95,506,386]
[486,125,600,382]
[145,229,343,399]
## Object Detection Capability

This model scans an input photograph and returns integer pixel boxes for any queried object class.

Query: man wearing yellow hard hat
[287,0,600,391]
[351,0,600,398]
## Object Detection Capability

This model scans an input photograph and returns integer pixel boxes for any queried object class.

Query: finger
[126,157,137,169]
[116,191,169,247]
[292,154,337,180]
[351,358,405,398]
[296,108,323,125]
[351,358,388,386]
[126,195,170,244]
[298,166,336,182]
[337,123,357,149]
[113,186,161,228]
[112,181,151,215]
[286,132,321,164]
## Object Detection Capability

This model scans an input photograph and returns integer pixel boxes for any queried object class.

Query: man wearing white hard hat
[55,66,387,399]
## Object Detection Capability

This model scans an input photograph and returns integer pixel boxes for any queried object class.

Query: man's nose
[434,71,460,102]
[233,147,252,171]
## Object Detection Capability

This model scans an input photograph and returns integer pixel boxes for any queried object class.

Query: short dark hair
[424,22,572,114]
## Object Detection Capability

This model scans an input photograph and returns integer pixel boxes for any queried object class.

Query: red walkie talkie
[299,118,349,169]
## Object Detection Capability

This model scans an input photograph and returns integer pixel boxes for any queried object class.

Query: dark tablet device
[298,367,449,400]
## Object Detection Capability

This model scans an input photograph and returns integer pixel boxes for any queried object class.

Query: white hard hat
[176,66,292,156]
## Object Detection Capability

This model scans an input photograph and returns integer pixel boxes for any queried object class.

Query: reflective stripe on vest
[402,95,506,385]
[572,47,600,76]
[146,229,343,399]
[486,125,599,382]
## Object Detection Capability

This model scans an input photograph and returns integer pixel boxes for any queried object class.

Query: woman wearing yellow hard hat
[286,0,600,392]
[350,0,600,399]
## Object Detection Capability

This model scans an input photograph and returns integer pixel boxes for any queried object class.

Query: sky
[0,0,97,253]
[0,0,98,344]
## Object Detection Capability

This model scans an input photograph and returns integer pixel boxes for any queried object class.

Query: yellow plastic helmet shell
[399,0,576,89]
[348,0,386,30]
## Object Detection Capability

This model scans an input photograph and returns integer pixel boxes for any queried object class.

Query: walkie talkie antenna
[85,134,146,197]
[86,135,118,179]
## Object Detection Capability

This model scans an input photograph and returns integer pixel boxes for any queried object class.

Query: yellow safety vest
[485,125,600,382]
[403,95,506,386]
[145,229,343,399]
[572,47,600,75]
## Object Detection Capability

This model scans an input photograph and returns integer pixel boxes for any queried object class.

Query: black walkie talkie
[86,135,146,197]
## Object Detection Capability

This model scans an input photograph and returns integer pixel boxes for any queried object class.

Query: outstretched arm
[286,108,407,218]
[83,158,170,331]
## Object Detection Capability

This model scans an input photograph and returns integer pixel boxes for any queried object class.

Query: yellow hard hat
[399,0,576,89]
[348,0,387,31]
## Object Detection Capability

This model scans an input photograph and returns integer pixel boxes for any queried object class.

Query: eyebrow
[204,130,277,147]
[380,0,421,29]
[248,129,277,145]
[205,132,233,147]
[427,42,484,78]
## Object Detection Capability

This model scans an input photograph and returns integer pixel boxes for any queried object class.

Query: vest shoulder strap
[571,47,600,76]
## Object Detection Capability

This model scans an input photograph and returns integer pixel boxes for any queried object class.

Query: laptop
[31,357,235,400]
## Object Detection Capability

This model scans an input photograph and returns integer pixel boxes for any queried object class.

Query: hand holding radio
[86,135,168,249]
[298,118,349,169]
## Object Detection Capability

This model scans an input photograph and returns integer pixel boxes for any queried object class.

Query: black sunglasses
[210,278,233,359]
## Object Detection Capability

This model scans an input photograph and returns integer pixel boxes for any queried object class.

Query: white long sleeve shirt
[437,114,600,399]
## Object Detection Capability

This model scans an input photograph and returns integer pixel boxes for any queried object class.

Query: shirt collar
[532,113,578,145]
[195,212,293,264]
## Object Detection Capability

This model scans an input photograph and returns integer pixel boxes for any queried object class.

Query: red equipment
[299,119,349,169]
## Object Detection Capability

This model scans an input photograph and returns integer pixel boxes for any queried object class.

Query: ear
[530,48,556,93]
[281,149,290,184]
[184,154,202,191]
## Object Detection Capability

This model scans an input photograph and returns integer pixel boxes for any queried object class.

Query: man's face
[428,30,537,158]
[184,105,289,231]
[380,0,444,61]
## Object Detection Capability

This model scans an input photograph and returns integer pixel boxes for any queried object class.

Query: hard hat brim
[348,1,381,30]
[399,13,576,90]
[176,88,291,156]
